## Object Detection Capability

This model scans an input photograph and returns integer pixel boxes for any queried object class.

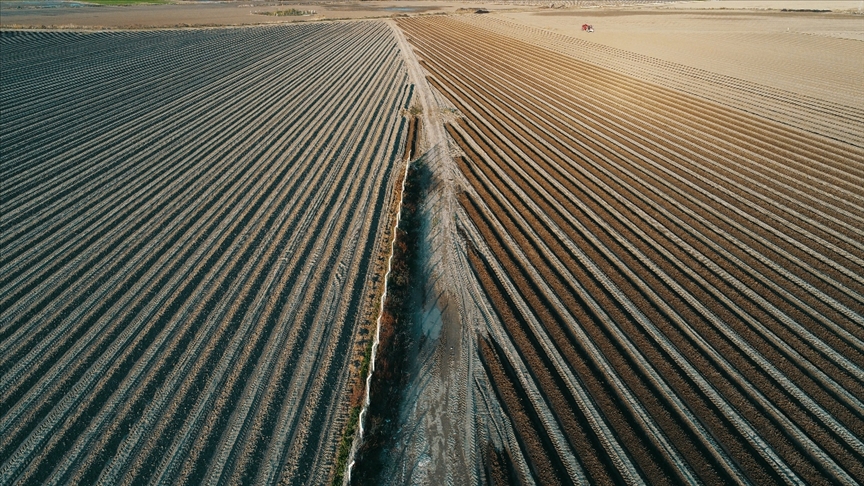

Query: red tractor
[582,24,594,33]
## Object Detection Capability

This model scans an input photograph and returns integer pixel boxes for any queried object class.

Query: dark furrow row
[453,109,862,482]
[0,26,333,235]
[438,18,864,182]
[454,132,773,484]
[0,23,385,368]
[408,19,854,300]
[398,16,864,485]
[0,22,409,486]
[408,19,860,378]
[420,47,855,406]
[408,19,854,418]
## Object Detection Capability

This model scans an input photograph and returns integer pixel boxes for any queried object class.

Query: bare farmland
[4,4,864,485]
[461,12,864,146]
[396,15,864,485]
[0,22,411,485]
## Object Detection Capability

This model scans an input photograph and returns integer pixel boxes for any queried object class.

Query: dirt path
[388,20,448,158]
[377,19,488,486]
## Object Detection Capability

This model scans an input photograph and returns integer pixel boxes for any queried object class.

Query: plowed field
[398,15,864,485]
[461,14,864,146]
[0,23,411,485]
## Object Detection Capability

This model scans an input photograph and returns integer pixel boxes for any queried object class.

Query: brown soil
[397,15,864,485]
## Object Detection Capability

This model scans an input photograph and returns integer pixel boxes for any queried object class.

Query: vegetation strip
[347,135,427,485]
[333,114,418,486]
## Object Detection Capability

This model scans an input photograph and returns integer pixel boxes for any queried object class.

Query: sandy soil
[497,8,864,108]
[0,0,510,28]
[668,1,864,12]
